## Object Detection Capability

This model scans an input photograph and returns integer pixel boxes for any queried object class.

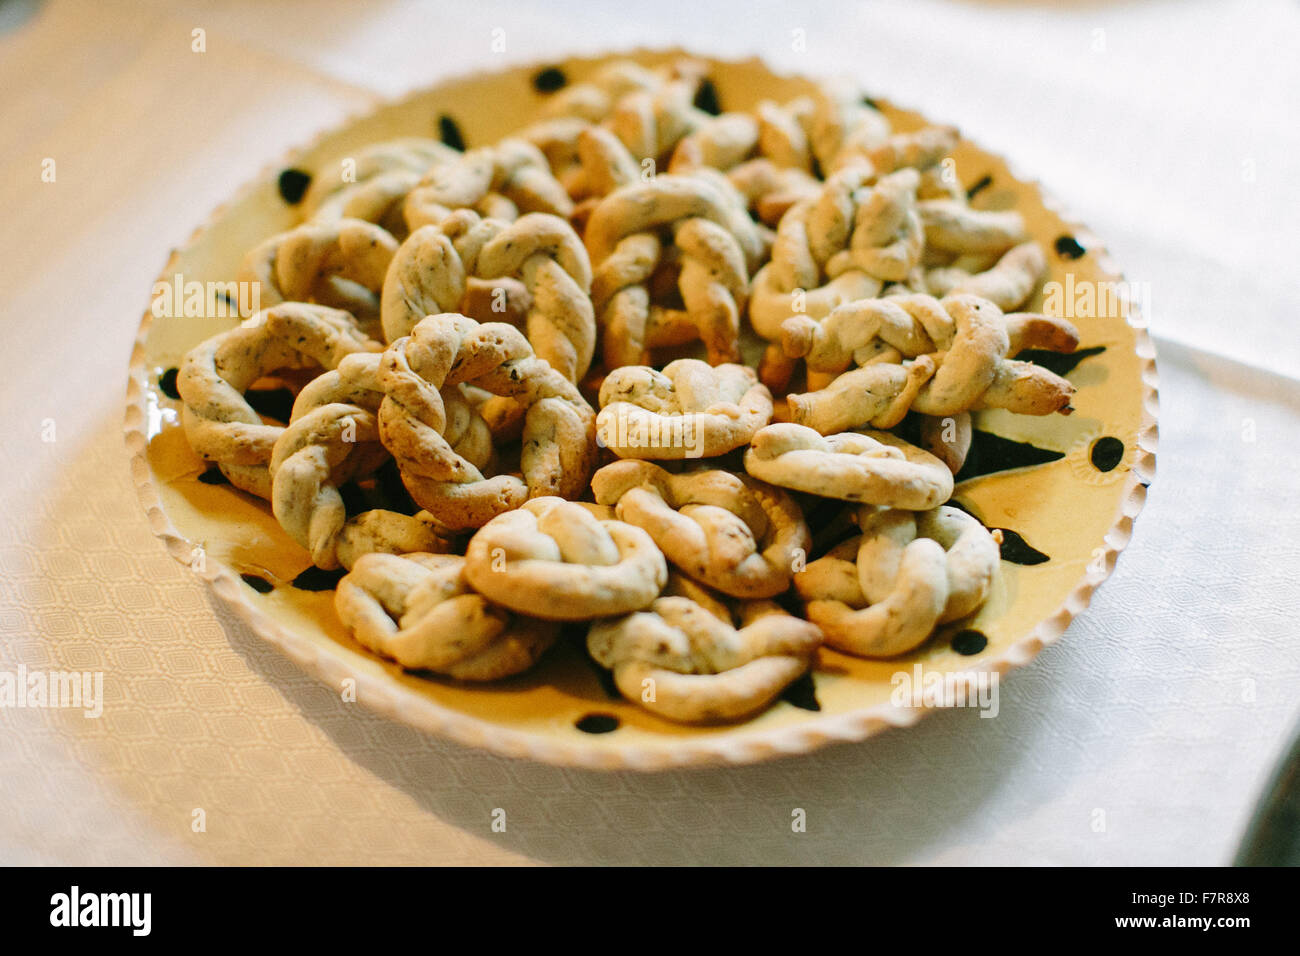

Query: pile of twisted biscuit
[175,59,1081,725]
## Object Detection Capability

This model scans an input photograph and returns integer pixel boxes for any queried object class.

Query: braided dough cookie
[783,294,1079,421]
[403,138,573,231]
[592,461,810,599]
[585,172,764,367]
[238,218,399,334]
[795,505,1001,657]
[176,303,381,498]
[596,359,773,459]
[378,313,596,529]
[924,240,1046,312]
[381,213,595,381]
[463,497,667,619]
[745,423,954,509]
[335,553,556,679]
[587,574,822,724]
[917,198,1028,255]
[269,352,453,569]
[303,138,459,237]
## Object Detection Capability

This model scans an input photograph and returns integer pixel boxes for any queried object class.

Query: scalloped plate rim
[123,48,1159,770]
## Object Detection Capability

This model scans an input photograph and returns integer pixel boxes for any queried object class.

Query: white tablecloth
[1,0,1297,865]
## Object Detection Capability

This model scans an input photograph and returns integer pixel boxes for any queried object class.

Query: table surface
[2,0,1297,865]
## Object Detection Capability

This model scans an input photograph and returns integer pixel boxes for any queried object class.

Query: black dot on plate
[277,168,312,205]
[780,671,821,712]
[1013,344,1105,377]
[860,95,881,111]
[244,387,295,424]
[533,66,567,93]
[951,630,988,656]
[240,573,274,594]
[693,78,721,116]
[965,174,993,200]
[197,467,229,486]
[1054,234,1086,259]
[575,713,620,734]
[993,528,1050,565]
[291,566,348,591]
[157,367,180,400]
[438,114,466,151]
[1090,436,1125,472]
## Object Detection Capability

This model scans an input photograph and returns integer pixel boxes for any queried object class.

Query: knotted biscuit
[464,497,667,619]
[592,461,810,599]
[335,553,556,679]
[596,359,773,459]
[474,212,596,382]
[238,218,399,335]
[587,577,822,723]
[269,352,455,569]
[918,198,1029,255]
[177,303,381,499]
[379,313,596,529]
[585,173,762,367]
[403,138,573,231]
[925,240,1046,312]
[795,505,1001,657]
[782,293,1078,420]
[304,138,459,238]
[745,423,954,509]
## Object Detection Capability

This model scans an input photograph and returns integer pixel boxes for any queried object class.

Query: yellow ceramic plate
[124,51,1158,768]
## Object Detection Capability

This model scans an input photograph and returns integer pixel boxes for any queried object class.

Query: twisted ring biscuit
[176,303,381,498]
[238,218,399,334]
[585,173,762,367]
[474,212,596,382]
[917,198,1029,255]
[596,358,773,459]
[795,505,1001,657]
[924,240,1046,312]
[269,352,454,569]
[379,313,596,529]
[335,553,556,679]
[403,138,573,230]
[745,424,954,509]
[464,497,667,620]
[782,294,1078,420]
[592,461,810,599]
[587,576,822,724]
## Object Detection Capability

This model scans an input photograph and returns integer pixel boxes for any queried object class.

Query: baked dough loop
[596,358,773,459]
[378,313,596,530]
[918,198,1028,255]
[591,460,810,599]
[745,423,954,509]
[269,352,453,570]
[585,172,764,368]
[463,497,667,620]
[924,240,1046,312]
[238,218,399,334]
[795,505,1001,657]
[587,575,822,723]
[749,166,922,347]
[403,138,573,231]
[335,552,556,679]
[177,303,381,499]
[782,293,1079,422]
[473,212,596,383]
[381,211,594,381]
[303,138,459,237]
